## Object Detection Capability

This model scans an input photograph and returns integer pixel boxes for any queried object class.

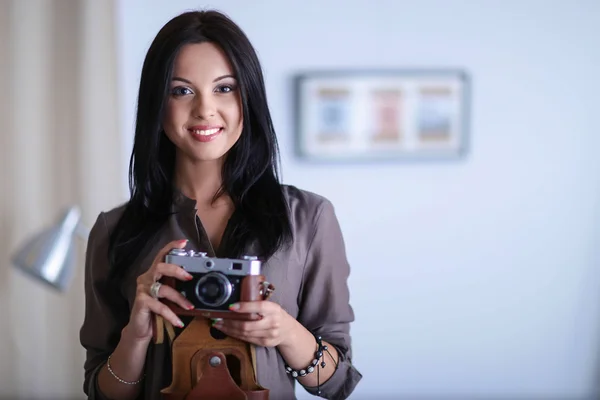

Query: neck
[174,156,228,208]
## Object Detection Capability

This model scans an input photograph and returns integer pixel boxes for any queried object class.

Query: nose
[193,94,216,118]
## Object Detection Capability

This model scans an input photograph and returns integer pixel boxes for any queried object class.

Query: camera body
[161,248,270,320]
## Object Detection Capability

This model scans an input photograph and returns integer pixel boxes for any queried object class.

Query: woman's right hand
[125,239,195,343]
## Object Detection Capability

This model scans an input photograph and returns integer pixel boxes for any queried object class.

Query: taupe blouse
[80,185,362,400]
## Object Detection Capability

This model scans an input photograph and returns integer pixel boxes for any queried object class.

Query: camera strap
[152,314,176,345]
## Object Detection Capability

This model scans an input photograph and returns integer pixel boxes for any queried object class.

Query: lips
[188,126,223,143]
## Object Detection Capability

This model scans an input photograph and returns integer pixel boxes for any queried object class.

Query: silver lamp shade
[11,206,89,291]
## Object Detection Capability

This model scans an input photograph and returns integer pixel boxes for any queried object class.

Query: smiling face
[162,42,243,164]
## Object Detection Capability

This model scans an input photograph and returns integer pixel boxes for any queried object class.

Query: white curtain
[0,0,124,398]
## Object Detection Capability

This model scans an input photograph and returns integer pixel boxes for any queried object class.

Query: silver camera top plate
[165,249,261,276]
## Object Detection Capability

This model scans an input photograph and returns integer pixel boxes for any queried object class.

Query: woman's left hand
[213,301,296,348]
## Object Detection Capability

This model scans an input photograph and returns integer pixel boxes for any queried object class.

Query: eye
[171,86,193,96]
[216,84,236,94]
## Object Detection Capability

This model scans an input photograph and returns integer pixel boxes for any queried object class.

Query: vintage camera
[161,248,272,320]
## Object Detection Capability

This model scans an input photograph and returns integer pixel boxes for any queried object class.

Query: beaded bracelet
[106,355,145,385]
[284,335,338,396]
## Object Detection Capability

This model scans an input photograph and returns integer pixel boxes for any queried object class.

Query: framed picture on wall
[293,69,470,162]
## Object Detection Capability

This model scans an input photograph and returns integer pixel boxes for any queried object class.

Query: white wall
[115,1,600,398]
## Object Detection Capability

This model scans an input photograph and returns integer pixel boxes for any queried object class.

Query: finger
[216,318,271,332]
[215,323,274,339]
[141,293,185,328]
[228,300,277,315]
[152,239,189,266]
[138,239,190,285]
[155,283,194,311]
[154,262,193,282]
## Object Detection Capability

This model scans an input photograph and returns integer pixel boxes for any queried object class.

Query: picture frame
[293,69,471,162]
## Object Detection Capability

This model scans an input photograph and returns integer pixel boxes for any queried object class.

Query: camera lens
[195,272,232,307]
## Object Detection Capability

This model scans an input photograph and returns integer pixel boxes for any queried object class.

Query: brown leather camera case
[156,274,274,399]
[159,317,269,400]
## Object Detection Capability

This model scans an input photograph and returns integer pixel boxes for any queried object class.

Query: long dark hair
[107,10,292,281]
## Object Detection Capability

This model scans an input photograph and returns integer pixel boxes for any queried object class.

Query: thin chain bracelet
[107,355,145,385]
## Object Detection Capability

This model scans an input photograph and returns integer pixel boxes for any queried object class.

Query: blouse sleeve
[79,212,130,399]
[296,199,363,399]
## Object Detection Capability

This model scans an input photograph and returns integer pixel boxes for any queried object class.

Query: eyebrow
[171,74,236,84]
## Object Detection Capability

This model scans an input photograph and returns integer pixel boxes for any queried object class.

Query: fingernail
[184,273,193,280]
[211,318,223,326]
[186,303,194,310]
[179,239,188,246]
[229,303,239,311]
[177,320,185,328]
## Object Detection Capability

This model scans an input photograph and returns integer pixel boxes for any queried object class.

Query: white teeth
[192,128,220,136]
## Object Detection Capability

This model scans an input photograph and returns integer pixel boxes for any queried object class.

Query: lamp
[11,205,89,291]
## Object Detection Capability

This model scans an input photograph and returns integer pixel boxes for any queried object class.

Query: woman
[79,9,361,400]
